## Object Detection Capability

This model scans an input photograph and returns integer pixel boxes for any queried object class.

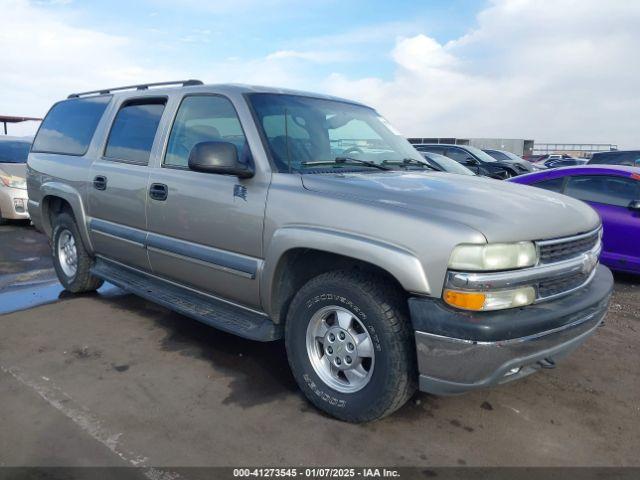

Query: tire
[285,270,416,422]
[0,208,8,226]
[51,212,103,293]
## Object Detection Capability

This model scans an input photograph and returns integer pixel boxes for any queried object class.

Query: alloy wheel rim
[57,229,78,278]
[305,305,375,393]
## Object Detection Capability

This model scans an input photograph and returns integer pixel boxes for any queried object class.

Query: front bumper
[0,186,29,220]
[409,265,613,395]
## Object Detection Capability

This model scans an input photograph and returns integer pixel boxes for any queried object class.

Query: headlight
[443,286,536,311]
[448,242,537,271]
[0,174,27,189]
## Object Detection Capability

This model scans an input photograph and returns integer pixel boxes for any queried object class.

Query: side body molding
[40,181,94,253]
[260,226,430,318]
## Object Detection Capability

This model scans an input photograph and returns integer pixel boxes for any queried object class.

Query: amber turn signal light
[443,289,486,311]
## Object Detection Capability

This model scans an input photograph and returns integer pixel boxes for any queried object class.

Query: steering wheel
[342,146,364,156]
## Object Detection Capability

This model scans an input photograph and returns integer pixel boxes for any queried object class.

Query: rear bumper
[410,265,613,395]
[0,187,29,220]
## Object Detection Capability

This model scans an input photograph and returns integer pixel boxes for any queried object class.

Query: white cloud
[393,35,457,71]
[0,0,176,136]
[4,0,640,150]
[325,0,640,149]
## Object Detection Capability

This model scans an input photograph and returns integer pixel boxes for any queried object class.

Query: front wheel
[285,270,416,422]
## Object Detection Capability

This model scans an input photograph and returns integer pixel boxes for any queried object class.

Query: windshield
[464,145,498,163]
[248,93,424,172]
[501,150,524,162]
[487,150,523,163]
[0,140,31,163]
[422,152,475,175]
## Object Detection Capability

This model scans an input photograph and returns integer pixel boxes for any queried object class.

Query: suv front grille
[537,271,590,299]
[538,229,600,264]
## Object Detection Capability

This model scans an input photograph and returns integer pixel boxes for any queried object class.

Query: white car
[0,136,31,224]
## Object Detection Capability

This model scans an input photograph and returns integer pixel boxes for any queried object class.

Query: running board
[91,259,283,342]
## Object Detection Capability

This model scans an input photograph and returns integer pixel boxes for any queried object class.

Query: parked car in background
[420,151,475,175]
[27,81,614,422]
[0,136,31,224]
[483,149,534,173]
[510,165,640,275]
[413,144,519,178]
[532,157,587,171]
[588,150,640,167]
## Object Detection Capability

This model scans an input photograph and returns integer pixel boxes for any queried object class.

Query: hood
[514,160,534,172]
[301,171,600,243]
[0,163,27,179]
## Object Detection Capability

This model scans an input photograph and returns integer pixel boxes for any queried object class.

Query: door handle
[93,175,107,190]
[149,183,168,201]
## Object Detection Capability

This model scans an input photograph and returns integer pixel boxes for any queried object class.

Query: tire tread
[286,269,417,422]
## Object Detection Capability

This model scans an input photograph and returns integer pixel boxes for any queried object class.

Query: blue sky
[3,0,640,147]
[61,0,485,82]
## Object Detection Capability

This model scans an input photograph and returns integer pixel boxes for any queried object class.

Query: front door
[564,174,640,272]
[146,94,269,309]
[88,98,167,270]
[445,147,481,174]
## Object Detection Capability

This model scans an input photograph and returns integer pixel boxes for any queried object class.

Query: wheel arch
[40,182,93,253]
[261,226,430,323]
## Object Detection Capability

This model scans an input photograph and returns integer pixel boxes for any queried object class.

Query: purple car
[510,165,640,274]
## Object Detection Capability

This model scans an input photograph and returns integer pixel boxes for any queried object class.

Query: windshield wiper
[301,156,391,171]
[382,158,438,170]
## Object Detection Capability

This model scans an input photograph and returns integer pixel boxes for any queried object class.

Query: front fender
[40,182,93,253]
[260,225,430,317]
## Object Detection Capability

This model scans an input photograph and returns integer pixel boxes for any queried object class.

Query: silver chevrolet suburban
[27,80,613,422]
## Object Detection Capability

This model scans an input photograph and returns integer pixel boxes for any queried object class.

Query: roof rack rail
[67,79,204,99]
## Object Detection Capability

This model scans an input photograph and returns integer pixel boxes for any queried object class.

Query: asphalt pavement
[1,223,639,469]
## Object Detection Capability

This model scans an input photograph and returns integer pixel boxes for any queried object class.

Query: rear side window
[32,96,111,156]
[565,175,639,207]
[104,99,166,164]
[533,177,565,192]
[446,148,471,163]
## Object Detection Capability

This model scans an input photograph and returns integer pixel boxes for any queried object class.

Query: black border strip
[89,219,257,278]
[146,233,257,278]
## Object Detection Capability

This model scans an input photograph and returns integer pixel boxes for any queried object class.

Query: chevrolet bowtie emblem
[582,251,598,275]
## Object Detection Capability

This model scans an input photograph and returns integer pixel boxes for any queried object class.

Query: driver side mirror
[188,141,254,178]
[629,200,640,212]
[465,157,479,166]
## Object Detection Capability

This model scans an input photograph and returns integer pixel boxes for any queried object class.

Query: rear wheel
[285,270,416,422]
[51,212,103,293]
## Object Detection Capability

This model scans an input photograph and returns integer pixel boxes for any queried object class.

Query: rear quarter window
[0,140,31,163]
[31,96,111,156]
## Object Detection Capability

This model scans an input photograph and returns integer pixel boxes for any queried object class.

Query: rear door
[88,97,167,270]
[564,174,640,271]
[145,94,269,309]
